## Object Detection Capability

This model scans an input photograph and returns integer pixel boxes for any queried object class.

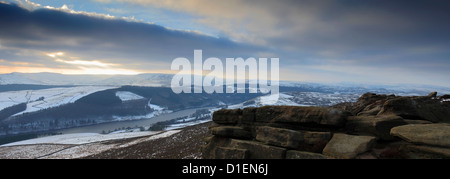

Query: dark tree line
[0,102,26,121]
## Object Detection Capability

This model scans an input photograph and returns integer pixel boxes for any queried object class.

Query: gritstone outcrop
[203,92,450,159]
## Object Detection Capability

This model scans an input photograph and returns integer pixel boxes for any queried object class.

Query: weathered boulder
[390,123,450,147]
[242,107,257,123]
[255,126,331,149]
[212,108,242,124]
[255,106,349,127]
[357,104,383,116]
[229,139,286,159]
[440,94,450,100]
[378,97,417,118]
[214,147,249,159]
[322,133,377,159]
[202,136,232,159]
[204,92,450,159]
[255,126,303,149]
[403,145,450,159]
[378,96,450,123]
[210,126,252,139]
[285,150,328,159]
[349,93,395,115]
[402,119,433,125]
[428,92,438,98]
[346,115,407,140]
[303,131,333,145]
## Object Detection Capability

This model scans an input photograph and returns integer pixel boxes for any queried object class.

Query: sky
[1,0,450,87]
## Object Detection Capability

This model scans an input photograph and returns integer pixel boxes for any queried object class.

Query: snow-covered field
[228,92,359,109]
[0,86,117,115]
[165,119,211,131]
[115,91,144,101]
[115,90,169,116]
[0,130,181,159]
[113,91,171,121]
[257,93,305,106]
[228,93,300,109]
[2,130,180,147]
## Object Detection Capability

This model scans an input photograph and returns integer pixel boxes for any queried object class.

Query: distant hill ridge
[2,72,450,96]
[0,72,174,86]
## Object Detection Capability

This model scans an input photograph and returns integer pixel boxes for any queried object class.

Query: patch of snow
[148,99,165,111]
[174,117,196,123]
[227,91,359,109]
[227,103,244,109]
[258,93,301,106]
[147,130,180,140]
[217,101,226,106]
[165,119,211,131]
[1,131,161,146]
[441,98,450,104]
[115,91,144,101]
[0,144,71,159]
[112,108,173,122]
[228,93,302,109]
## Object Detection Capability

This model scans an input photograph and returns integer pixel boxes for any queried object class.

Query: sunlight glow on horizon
[40,51,145,75]
[1,50,176,75]
[46,52,64,58]
[0,65,147,75]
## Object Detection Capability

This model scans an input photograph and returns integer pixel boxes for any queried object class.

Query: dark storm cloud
[0,2,262,65]
[1,0,450,86]
[261,0,450,85]
[266,0,450,53]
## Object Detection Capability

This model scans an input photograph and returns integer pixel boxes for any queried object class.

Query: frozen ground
[0,130,180,159]
[2,131,165,146]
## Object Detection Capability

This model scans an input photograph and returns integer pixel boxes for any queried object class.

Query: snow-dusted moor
[0,86,116,115]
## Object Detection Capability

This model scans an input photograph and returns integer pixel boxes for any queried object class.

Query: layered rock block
[203,92,450,159]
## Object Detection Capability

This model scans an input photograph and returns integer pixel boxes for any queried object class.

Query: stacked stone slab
[202,92,450,159]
